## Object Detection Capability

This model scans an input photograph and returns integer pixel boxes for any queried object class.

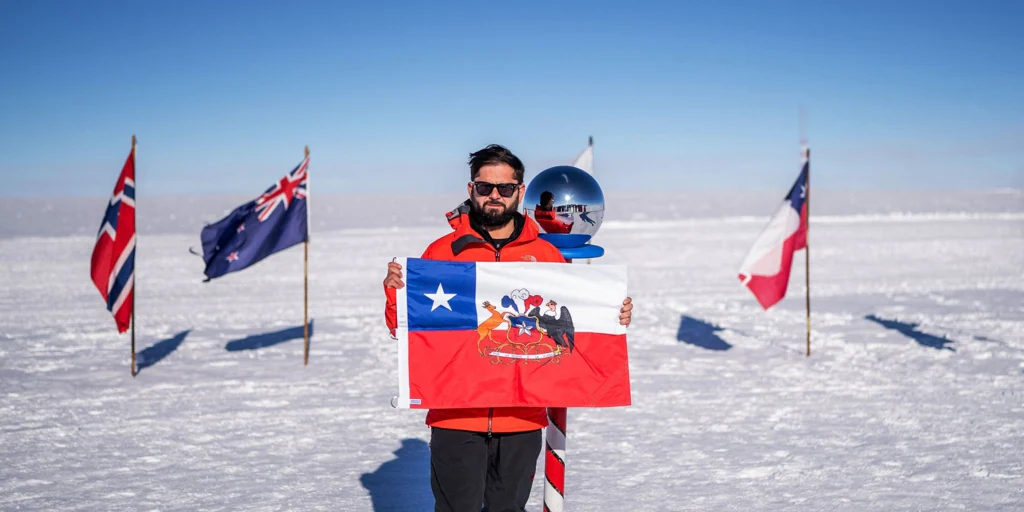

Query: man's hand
[619,297,633,327]
[384,261,405,289]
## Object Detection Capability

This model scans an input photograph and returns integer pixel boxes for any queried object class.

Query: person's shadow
[224,320,313,352]
[865,315,955,352]
[360,438,432,511]
[676,316,732,351]
[136,330,191,372]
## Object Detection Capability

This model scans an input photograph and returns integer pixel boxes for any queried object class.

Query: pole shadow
[864,315,955,352]
[974,335,1007,345]
[225,320,314,352]
[676,315,732,351]
[137,330,191,372]
[359,438,432,511]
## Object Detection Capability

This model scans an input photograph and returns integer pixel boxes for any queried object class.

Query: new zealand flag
[199,156,309,280]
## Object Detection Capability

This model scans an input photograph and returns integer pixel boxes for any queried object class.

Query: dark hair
[469,144,525,184]
[540,191,554,205]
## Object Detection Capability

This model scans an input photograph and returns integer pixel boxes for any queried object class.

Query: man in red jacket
[384,144,632,512]
[533,190,574,234]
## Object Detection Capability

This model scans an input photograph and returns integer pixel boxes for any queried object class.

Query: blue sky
[1,0,1021,197]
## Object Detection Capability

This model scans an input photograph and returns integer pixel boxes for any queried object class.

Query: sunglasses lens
[496,184,517,197]
[474,182,494,195]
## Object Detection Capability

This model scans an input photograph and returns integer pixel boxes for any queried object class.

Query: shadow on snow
[865,315,955,352]
[224,320,314,352]
[136,329,191,372]
[676,315,732,351]
[360,438,432,511]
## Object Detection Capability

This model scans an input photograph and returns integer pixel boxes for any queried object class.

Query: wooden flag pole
[131,134,138,377]
[804,146,811,357]
[799,110,811,358]
[303,145,311,366]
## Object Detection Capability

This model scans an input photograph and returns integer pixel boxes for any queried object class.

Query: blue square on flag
[406,259,477,331]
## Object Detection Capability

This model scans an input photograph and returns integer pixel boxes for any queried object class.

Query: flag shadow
[137,330,191,372]
[359,438,432,511]
[676,315,732,351]
[865,315,955,352]
[225,320,314,352]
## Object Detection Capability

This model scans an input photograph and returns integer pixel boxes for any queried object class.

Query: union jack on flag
[90,145,136,333]
[255,158,308,222]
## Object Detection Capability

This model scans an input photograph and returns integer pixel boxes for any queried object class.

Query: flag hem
[395,257,412,408]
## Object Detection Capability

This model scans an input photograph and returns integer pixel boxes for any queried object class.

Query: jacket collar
[446,200,541,255]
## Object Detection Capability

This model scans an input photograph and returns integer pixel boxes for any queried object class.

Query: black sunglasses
[472,181,520,198]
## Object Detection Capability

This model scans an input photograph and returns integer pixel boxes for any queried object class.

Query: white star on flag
[424,283,456,312]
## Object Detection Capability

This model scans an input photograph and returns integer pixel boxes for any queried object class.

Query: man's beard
[470,197,520,229]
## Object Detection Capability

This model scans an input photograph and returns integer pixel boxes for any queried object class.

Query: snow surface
[1,190,1022,511]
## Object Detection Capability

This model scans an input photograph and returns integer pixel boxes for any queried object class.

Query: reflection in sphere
[523,166,604,238]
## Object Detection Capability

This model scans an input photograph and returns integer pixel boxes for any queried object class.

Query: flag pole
[799,107,810,357]
[586,136,594,265]
[804,146,811,357]
[130,134,137,377]
[303,145,311,366]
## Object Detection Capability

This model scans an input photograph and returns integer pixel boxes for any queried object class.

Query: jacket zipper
[487,247,499,437]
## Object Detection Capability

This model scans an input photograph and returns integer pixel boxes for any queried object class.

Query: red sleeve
[384,284,398,338]
[385,245,438,337]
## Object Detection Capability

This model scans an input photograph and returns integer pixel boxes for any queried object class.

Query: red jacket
[385,202,566,433]
[534,209,573,234]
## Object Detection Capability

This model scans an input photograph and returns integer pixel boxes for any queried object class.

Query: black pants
[430,427,542,512]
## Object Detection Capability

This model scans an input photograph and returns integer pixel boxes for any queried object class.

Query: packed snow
[1,190,1022,511]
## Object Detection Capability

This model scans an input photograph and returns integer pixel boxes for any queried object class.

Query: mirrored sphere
[523,165,604,237]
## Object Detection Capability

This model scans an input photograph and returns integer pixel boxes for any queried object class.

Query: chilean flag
[738,147,809,310]
[393,257,631,409]
[91,146,136,332]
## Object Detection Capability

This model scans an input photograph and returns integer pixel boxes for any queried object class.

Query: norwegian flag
[198,156,309,280]
[91,147,136,333]
[738,147,809,309]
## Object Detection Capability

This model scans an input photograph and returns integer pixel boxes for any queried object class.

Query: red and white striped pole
[535,177,604,510]
[544,406,567,512]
